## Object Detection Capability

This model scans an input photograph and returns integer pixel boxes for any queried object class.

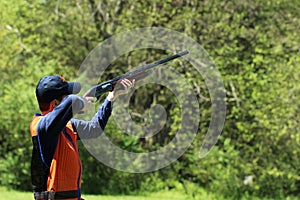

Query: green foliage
[0,0,299,199]
[0,56,65,189]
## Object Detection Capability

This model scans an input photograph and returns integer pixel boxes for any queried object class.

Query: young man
[30,75,134,200]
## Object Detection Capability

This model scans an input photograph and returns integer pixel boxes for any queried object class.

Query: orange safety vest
[30,115,82,200]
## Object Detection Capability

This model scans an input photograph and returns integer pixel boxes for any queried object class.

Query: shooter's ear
[50,99,60,108]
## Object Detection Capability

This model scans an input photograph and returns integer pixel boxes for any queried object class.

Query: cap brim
[67,82,81,94]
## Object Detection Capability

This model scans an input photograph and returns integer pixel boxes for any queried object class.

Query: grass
[0,186,226,200]
[1,187,298,200]
[0,187,192,200]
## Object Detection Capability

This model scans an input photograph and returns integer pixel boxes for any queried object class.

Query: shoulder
[30,115,43,136]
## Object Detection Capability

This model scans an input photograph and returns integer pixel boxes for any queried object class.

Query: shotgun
[83,50,189,99]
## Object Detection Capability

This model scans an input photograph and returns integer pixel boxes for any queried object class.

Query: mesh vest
[30,115,82,200]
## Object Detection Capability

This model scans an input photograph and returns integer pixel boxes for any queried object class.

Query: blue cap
[36,76,81,103]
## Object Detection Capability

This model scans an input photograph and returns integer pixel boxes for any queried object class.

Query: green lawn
[0,187,192,200]
[1,187,297,200]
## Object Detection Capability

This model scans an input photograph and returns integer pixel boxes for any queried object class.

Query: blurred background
[0,0,299,199]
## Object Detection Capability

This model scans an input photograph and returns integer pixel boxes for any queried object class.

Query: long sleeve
[36,95,84,166]
[38,95,84,137]
[71,99,113,140]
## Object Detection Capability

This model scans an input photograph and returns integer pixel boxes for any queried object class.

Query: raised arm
[72,78,135,139]
[38,95,84,136]
[71,98,113,139]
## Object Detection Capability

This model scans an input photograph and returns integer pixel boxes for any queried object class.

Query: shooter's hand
[107,78,135,101]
